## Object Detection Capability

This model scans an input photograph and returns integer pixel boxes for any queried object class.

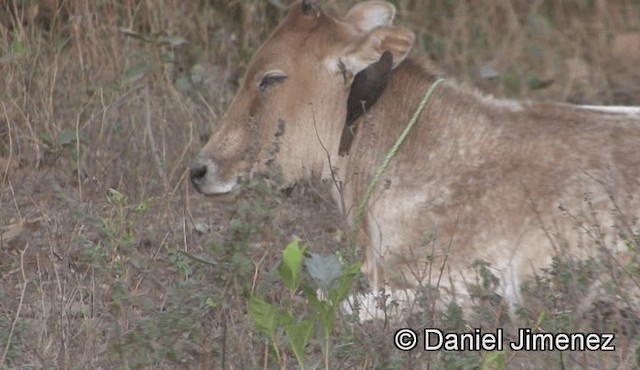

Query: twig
[143,84,167,190]
[1,242,30,367]
[309,106,347,217]
[80,84,144,132]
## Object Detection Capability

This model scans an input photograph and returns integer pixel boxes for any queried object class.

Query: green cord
[350,77,445,249]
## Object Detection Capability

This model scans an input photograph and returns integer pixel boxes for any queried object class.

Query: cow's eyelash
[259,72,287,91]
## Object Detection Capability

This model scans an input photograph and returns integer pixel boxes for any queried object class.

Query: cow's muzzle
[189,157,238,195]
[189,163,208,189]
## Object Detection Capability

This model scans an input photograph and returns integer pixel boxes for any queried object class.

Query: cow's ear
[344,1,396,31]
[342,26,415,74]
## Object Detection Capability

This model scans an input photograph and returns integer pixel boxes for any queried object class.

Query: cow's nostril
[190,165,207,183]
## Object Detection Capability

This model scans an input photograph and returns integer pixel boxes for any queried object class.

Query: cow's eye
[259,72,287,92]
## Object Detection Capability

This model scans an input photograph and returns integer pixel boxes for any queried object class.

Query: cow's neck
[337,54,494,195]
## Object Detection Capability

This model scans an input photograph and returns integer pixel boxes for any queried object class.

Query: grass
[1,0,639,369]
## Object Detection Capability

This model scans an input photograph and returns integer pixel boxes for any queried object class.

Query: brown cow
[191,0,640,320]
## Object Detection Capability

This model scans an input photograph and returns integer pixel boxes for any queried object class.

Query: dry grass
[1,0,639,369]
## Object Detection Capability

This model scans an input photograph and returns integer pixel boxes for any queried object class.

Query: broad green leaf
[160,51,175,63]
[282,315,314,369]
[279,240,305,291]
[157,35,187,47]
[329,262,361,304]
[40,131,53,145]
[124,60,150,83]
[248,296,277,340]
[302,286,334,332]
[304,252,343,289]
[304,290,335,339]
[56,128,87,146]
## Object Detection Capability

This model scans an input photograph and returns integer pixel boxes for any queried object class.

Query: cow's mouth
[189,158,241,195]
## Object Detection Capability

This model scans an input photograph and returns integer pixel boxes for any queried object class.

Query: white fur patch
[576,105,640,115]
[476,93,524,112]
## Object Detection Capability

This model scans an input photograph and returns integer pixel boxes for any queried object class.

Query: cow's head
[190,0,415,195]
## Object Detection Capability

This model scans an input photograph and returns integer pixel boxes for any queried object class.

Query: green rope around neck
[349,77,445,249]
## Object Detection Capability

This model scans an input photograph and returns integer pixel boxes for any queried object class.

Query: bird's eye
[259,72,287,92]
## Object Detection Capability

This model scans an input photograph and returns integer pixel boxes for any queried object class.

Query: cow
[190,0,640,320]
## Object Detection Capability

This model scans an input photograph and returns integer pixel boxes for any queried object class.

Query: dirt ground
[1,1,639,369]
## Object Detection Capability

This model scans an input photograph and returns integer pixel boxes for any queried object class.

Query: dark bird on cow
[339,50,393,156]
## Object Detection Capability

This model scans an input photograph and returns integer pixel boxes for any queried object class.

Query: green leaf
[534,309,547,328]
[329,262,361,305]
[481,350,505,370]
[134,197,152,213]
[304,252,343,290]
[156,35,187,47]
[278,240,305,291]
[205,297,220,309]
[124,60,150,83]
[160,50,175,63]
[11,36,24,56]
[527,73,554,90]
[302,285,334,327]
[282,315,314,369]
[56,128,87,146]
[190,64,206,84]
[175,75,192,92]
[107,188,127,206]
[303,289,335,339]
[501,72,521,94]
[119,27,143,40]
[39,131,53,145]
[248,296,277,340]
[479,65,499,79]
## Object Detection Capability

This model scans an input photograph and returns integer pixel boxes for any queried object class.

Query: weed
[0,315,25,365]
[250,240,360,370]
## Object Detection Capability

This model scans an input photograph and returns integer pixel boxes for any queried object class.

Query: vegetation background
[1,0,639,369]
